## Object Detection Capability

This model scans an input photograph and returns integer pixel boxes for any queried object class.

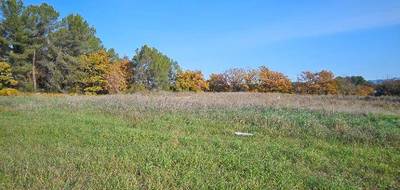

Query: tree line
[1,0,399,96]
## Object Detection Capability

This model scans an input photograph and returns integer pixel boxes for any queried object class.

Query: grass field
[0,93,399,189]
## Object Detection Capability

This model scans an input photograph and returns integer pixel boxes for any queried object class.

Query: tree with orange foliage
[208,73,229,92]
[105,59,130,94]
[257,66,292,93]
[175,70,209,92]
[355,85,374,96]
[296,70,338,95]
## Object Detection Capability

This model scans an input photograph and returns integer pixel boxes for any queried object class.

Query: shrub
[0,88,19,96]
[0,62,18,90]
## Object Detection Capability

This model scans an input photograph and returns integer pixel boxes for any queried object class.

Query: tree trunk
[32,49,37,92]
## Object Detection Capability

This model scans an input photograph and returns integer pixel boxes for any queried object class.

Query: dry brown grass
[7,92,398,116]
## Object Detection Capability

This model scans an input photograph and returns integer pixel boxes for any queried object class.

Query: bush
[0,88,19,96]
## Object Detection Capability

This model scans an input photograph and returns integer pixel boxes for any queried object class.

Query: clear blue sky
[26,0,400,80]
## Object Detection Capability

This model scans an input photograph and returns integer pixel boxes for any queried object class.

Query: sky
[25,0,400,80]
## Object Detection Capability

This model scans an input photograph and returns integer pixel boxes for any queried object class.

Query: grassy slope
[0,95,399,189]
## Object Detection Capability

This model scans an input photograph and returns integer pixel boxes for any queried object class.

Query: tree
[23,3,59,92]
[79,50,110,94]
[375,79,400,96]
[336,76,373,96]
[168,60,181,90]
[224,68,247,92]
[296,70,337,95]
[355,85,374,96]
[244,69,259,92]
[105,59,129,94]
[0,0,31,90]
[132,45,177,90]
[208,73,229,92]
[175,70,208,92]
[0,61,17,89]
[258,66,292,93]
[0,0,26,60]
[51,14,102,57]
[42,14,103,93]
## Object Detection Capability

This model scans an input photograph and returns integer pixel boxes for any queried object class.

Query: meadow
[0,93,399,189]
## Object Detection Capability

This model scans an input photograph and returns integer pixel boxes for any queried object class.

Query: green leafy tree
[132,45,177,90]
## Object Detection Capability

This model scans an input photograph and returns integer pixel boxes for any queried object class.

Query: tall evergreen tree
[39,14,104,92]
[23,3,59,91]
[0,0,31,90]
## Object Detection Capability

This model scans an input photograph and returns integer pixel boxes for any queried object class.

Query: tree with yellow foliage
[79,50,110,94]
[176,70,208,92]
[0,62,18,90]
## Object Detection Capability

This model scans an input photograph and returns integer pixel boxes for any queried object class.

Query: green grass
[0,95,399,189]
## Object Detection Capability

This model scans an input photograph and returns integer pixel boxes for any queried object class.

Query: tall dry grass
[3,92,399,116]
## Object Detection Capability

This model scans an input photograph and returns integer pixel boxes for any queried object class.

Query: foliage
[243,69,259,92]
[336,76,373,96]
[51,14,102,57]
[0,0,30,87]
[258,66,292,93]
[208,73,229,92]
[0,87,19,95]
[0,61,17,89]
[79,50,110,94]
[132,45,176,91]
[175,70,208,92]
[296,70,338,95]
[105,59,129,94]
[0,0,397,96]
[224,68,248,92]
[355,85,374,96]
[375,79,400,96]
[1,1,103,93]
